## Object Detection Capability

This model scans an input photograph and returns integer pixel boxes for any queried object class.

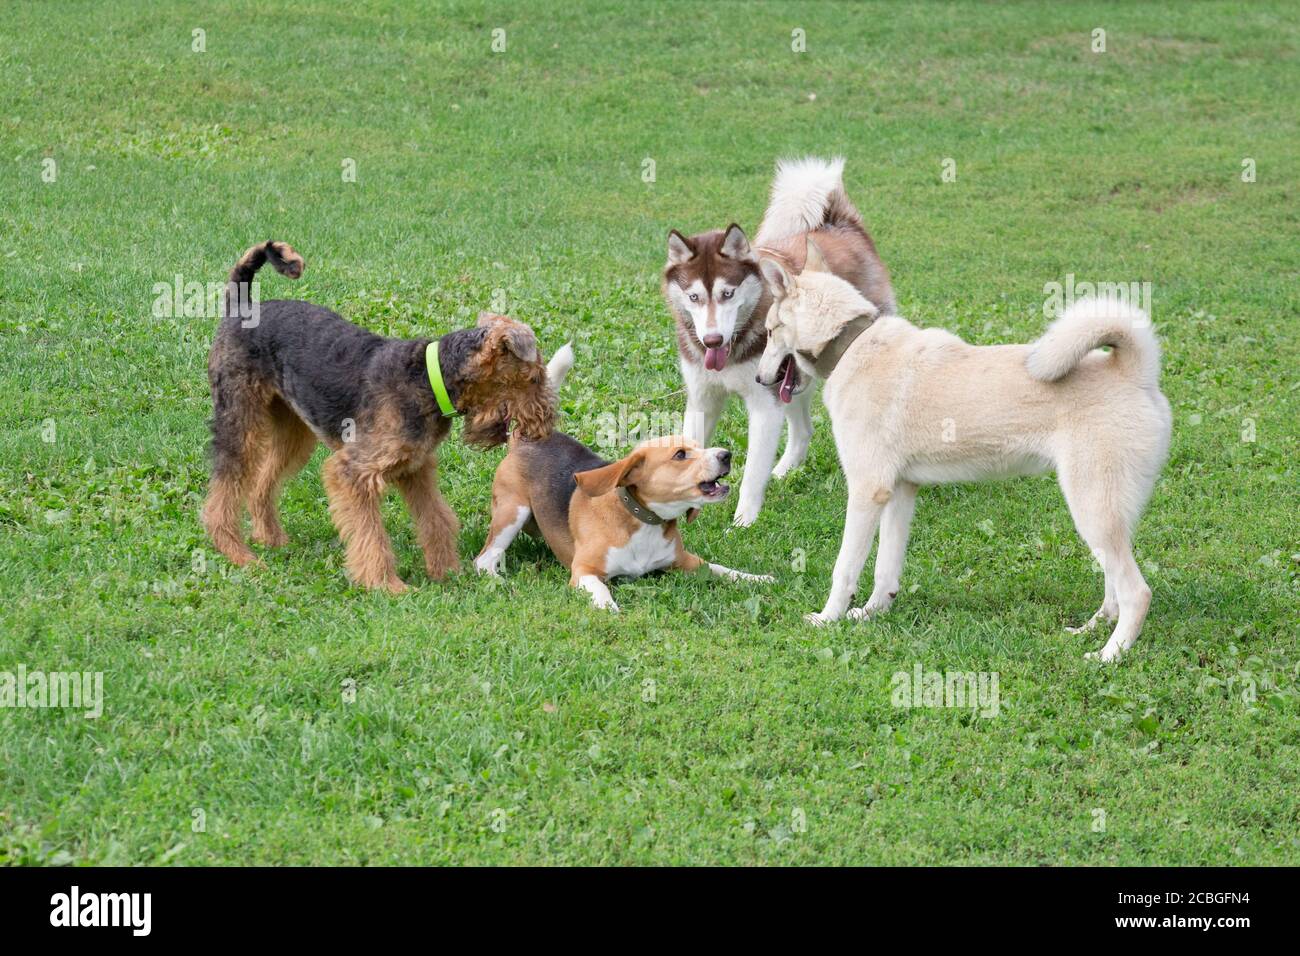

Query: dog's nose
[703,334,724,348]
[718,449,732,467]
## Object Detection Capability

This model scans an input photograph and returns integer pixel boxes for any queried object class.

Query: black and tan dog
[202,241,555,592]
[474,346,773,611]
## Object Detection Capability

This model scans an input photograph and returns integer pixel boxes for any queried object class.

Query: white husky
[755,243,1172,662]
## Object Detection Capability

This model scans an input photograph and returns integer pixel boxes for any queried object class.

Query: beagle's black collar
[615,486,665,525]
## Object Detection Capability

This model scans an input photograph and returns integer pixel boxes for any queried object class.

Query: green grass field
[2,1,1297,865]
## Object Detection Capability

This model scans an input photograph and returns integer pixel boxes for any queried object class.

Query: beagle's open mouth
[698,478,730,500]
[777,355,800,404]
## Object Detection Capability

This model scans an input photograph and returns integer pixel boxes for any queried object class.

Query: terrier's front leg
[395,466,461,581]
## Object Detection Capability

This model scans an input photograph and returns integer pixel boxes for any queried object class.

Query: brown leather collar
[799,313,876,379]
[616,486,665,525]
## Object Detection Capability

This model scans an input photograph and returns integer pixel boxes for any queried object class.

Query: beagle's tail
[1025,296,1160,387]
[546,342,575,391]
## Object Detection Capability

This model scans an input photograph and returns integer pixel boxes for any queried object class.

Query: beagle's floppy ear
[759,256,793,299]
[803,238,830,273]
[574,450,646,498]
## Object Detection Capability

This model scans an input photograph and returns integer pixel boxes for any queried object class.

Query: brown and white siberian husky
[661,157,895,526]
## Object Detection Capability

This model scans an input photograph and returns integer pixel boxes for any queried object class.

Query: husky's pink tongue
[704,346,730,371]
[779,358,796,404]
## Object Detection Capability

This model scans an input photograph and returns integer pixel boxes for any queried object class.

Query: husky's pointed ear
[759,256,792,299]
[803,238,830,274]
[574,450,646,498]
[720,223,753,260]
[667,230,694,265]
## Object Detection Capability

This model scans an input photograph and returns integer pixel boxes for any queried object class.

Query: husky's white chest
[680,353,770,402]
[604,524,677,579]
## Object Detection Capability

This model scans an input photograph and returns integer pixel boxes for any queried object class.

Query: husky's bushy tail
[546,342,575,390]
[1025,297,1160,386]
[755,156,863,247]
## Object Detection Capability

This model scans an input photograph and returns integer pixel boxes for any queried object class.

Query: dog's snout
[703,333,724,348]
[718,449,732,467]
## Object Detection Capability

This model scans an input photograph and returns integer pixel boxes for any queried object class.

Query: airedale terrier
[202,240,555,592]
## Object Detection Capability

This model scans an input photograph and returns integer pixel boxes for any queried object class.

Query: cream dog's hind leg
[1057,456,1153,661]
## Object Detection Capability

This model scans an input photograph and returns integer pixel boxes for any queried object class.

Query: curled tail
[546,342,575,390]
[223,240,304,320]
[755,156,863,246]
[1026,296,1160,386]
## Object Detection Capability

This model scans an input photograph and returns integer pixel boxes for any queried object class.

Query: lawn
[1,0,1297,865]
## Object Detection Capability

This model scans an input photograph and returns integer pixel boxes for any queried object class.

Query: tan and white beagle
[475,434,773,611]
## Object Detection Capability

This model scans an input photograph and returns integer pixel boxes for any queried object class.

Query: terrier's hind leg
[203,376,273,567]
[248,399,317,548]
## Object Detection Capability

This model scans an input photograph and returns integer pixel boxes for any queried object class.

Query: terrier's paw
[252,527,289,548]
[473,552,503,578]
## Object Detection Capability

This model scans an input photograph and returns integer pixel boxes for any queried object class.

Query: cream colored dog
[755,243,1172,662]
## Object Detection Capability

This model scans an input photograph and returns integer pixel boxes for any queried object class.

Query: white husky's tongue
[779,358,797,404]
[704,346,730,371]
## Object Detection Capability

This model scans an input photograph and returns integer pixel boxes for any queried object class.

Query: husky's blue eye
[720,289,734,300]
[688,293,699,303]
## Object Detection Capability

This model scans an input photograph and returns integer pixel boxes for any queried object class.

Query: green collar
[425,340,459,417]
